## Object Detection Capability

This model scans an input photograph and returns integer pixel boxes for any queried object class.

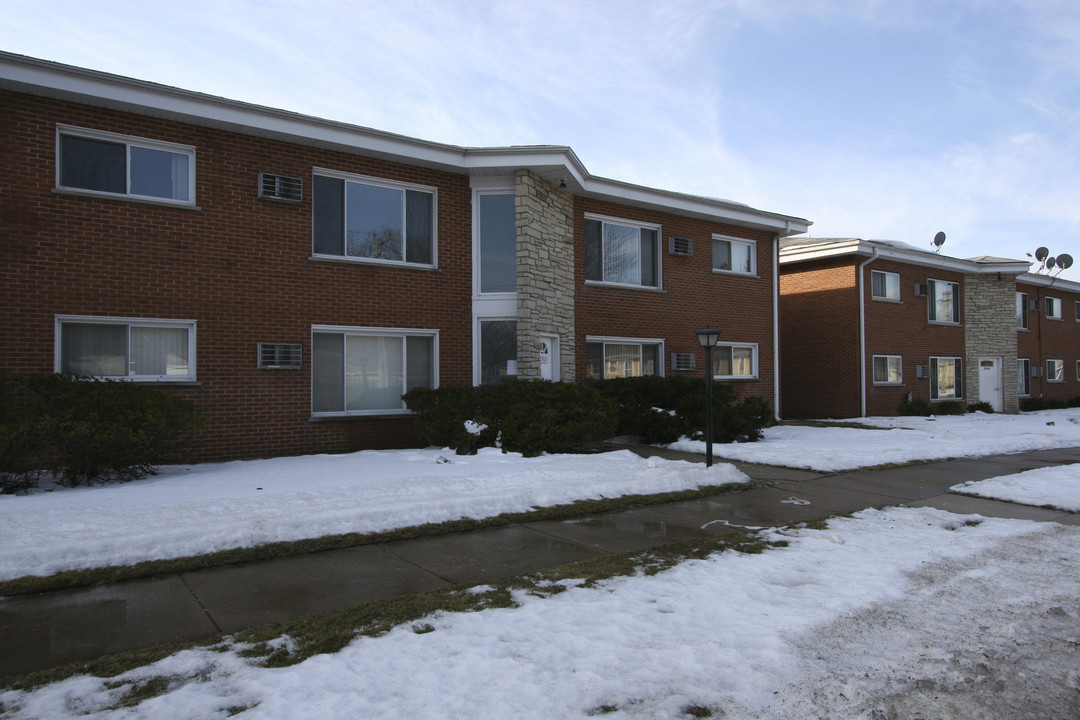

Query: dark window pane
[480,320,517,385]
[405,190,433,264]
[640,229,657,287]
[479,194,517,292]
[346,182,402,260]
[585,219,603,281]
[406,336,434,391]
[61,323,127,376]
[586,342,604,380]
[642,343,658,375]
[130,146,189,201]
[872,272,885,297]
[312,332,344,412]
[313,176,344,255]
[60,135,125,194]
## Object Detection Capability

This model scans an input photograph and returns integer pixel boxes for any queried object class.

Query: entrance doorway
[978,357,1002,412]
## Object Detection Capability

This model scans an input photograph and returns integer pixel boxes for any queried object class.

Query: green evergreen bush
[966,401,995,413]
[0,374,202,489]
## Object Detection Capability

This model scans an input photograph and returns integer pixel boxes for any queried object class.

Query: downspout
[857,248,880,417]
[773,232,782,423]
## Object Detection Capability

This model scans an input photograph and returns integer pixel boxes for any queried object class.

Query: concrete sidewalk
[2,446,1078,678]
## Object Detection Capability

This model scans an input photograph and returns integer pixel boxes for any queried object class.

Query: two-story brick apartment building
[1015,273,1080,404]
[778,238,1030,418]
[1,52,810,461]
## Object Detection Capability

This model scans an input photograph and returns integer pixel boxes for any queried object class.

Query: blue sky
[4,0,1079,279]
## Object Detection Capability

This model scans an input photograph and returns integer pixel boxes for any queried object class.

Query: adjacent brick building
[1016,274,1080,404]
[1,52,810,461]
[778,238,1034,418]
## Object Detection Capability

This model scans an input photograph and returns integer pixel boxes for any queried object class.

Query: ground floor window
[1047,359,1065,383]
[712,343,758,379]
[872,355,903,384]
[56,316,195,381]
[1018,358,1030,397]
[479,319,517,385]
[930,357,962,400]
[586,339,661,380]
[311,327,436,414]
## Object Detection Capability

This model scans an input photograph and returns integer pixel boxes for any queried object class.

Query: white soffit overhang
[0,52,810,236]
[780,238,1031,275]
[1017,272,1080,293]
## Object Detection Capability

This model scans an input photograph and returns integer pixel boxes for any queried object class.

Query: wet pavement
[2,446,1078,679]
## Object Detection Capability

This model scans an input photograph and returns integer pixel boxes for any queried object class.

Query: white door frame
[978,357,1003,412]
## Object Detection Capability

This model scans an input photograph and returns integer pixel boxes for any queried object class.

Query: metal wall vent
[671,352,696,371]
[668,237,694,256]
[258,343,303,369]
[915,364,931,379]
[1030,299,1041,311]
[259,173,303,203]
[914,283,929,297]
[1031,366,1043,378]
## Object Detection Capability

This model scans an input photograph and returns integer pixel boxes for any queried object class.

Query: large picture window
[930,357,962,400]
[56,316,195,381]
[313,172,435,266]
[311,328,436,414]
[57,126,194,204]
[586,339,661,380]
[585,216,659,288]
[712,343,758,379]
[478,193,517,294]
[928,280,960,324]
[713,236,756,275]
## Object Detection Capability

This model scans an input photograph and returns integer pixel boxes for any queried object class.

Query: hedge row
[0,374,202,492]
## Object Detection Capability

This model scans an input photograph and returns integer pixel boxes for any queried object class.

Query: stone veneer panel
[514,170,576,381]
[964,273,1021,413]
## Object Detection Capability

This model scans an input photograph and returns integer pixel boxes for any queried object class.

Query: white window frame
[711,342,759,380]
[54,315,197,382]
[585,336,665,380]
[1046,296,1062,320]
[927,279,960,324]
[310,325,439,417]
[712,235,757,276]
[584,214,662,289]
[1046,359,1065,383]
[472,186,517,299]
[312,168,438,269]
[55,125,196,206]
[1016,292,1028,330]
[929,356,963,400]
[872,355,903,385]
[1018,358,1030,397]
[871,271,901,301]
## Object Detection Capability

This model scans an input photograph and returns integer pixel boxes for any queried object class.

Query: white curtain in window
[603,224,640,285]
[346,335,403,411]
[732,347,753,375]
[605,344,641,378]
[130,326,189,376]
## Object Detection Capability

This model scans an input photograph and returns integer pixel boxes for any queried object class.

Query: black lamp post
[695,328,722,467]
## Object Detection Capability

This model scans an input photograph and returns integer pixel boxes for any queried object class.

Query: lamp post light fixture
[695,327,722,467]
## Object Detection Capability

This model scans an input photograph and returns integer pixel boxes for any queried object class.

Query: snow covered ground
[2,410,1079,718]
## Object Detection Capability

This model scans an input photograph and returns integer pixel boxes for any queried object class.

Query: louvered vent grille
[668,237,693,256]
[671,353,696,371]
[259,173,303,202]
[258,343,303,369]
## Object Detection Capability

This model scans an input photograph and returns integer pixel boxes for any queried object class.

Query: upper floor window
[478,192,517,294]
[928,279,960,324]
[57,126,194,205]
[1046,297,1062,320]
[872,355,903,384]
[713,236,756,275]
[56,316,196,382]
[1016,292,1028,330]
[712,343,758,379]
[311,327,436,415]
[586,338,661,380]
[313,171,435,267]
[871,271,900,301]
[585,216,659,288]
[930,356,962,400]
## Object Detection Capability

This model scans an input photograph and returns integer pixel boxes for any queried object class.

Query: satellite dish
[1058,254,1074,270]
[1046,256,1057,270]
[933,231,946,247]
[1035,247,1049,261]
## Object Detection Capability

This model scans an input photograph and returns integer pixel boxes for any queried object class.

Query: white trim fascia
[1016,272,1080,293]
[780,238,1030,275]
[2,51,810,235]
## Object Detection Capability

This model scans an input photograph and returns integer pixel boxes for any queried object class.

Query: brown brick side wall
[1017,281,1080,403]
[573,197,778,406]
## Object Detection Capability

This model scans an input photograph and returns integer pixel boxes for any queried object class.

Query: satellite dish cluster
[1029,246,1074,275]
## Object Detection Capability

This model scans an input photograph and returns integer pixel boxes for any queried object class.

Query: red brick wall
[573,197,778,407]
[1017,281,1080,403]
[778,259,860,418]
[779,257,967,418]
[2,90,475,461]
